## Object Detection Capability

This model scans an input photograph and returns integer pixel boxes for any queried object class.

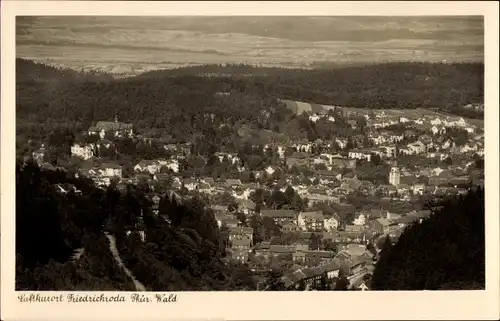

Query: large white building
[71,143,94,160]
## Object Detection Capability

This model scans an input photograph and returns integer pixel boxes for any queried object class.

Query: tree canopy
[371,187,485,290]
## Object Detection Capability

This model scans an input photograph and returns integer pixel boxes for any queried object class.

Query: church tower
[389,162,400,186]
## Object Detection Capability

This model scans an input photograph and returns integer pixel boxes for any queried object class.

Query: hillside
[16,160,255,290]
[141,62,483,115]
[371,187,485,290]
[18,60,484,121]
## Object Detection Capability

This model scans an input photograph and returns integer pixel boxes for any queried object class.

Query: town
[24,98,485,291]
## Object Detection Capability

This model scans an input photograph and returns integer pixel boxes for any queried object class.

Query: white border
[2,2,499,320]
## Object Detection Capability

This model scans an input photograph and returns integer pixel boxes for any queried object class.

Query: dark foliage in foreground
[15,160,255,290]
[371,187,485,290]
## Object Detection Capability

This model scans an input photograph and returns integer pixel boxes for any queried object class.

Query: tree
[442,156,453,166]
[377,235,393,252]
[283,186,296,204]
[334,275,350,291]
[372,188,485,290]
[371,153,382,166]
[474,157,484,170]
[235,212,247,227]
[310,233,323,251]
[366,242,377,256]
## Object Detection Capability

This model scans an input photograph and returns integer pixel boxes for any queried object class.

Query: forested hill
[135,62,484,116]
[17,58,113,83]
[16,60,484,131]
[371,187,485,290]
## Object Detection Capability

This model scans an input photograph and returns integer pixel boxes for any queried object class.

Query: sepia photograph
[2,1,499,320]
[14,14,487,292]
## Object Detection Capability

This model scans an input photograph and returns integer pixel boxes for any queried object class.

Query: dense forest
[138,62,484,116]
[371,187,485,290]
[17,59,484,127]
[15,159,256,290]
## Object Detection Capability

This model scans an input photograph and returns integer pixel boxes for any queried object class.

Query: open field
[17,16,484,77]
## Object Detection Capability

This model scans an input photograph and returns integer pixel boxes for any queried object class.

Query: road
[104,232,147,292]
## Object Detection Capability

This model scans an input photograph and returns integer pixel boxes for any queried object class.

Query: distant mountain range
[16,16,484,77]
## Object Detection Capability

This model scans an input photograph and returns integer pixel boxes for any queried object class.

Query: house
[151,194,161,214]
[309,114,321,122]
[340,256,368,277]
[427,152,449,161]
[196,182,211,193]
[292,141,313,153]
[386,212,402,221]
[255,243,292,263]
[392,214,419,229]
[183,178,198,191]
[99,163,123,179]
[407,141,426,155]
[379,145,397,158]
[412,183,426,195]
[90,116,134,139]
[268,245,296,259]
[369,209,385,219]
[236,199,256,215]
[348,150,372,162]
[335,231,366,244]
[162,159,180,173]
[352,280,370,291]
[31,145,46,165]
[353,213,367,226]
[445,117,467,128]
[331,157,356,169]
[282,222,301,233]
[430,117,443,126]
[305,250,336,265]
[307,194,344,207]
[134,160,161,174]
[71,143,95,160]
[464,126,476,133]
[171,180,182,190]
[335,138,347,149]
[153,173,170,182]
[460,144,478,153]
[286,155,310,169]
[297,211,325,232]
[324,213,341,231]
[220,217,239,228]
[431,125,446,135]
[370,133,388,145]
[396,184,411,194]
[345,225,365,233]
[369,218,394,235]
[265,165,278,175]
[229,227,254,246]
[230,237,251,263]
[261,209,298,225]
[225,179,242,189]
[282,261,341,290]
